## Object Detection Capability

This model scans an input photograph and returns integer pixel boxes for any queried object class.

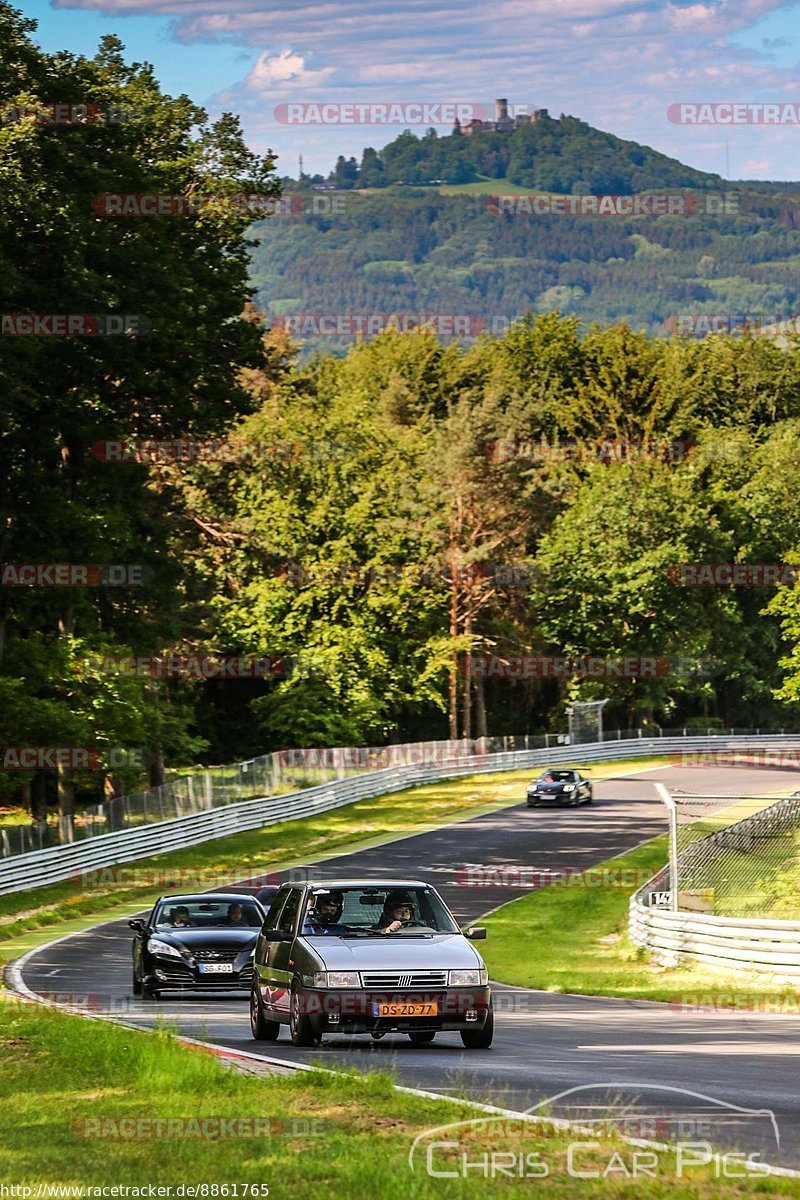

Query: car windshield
[540,770,577,782]
[300,886,460,936]
[153,899,262,930]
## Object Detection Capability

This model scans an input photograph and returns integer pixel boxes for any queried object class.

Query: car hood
[531,780,572,790]
[152,929,257,950]
[304,933,483,971]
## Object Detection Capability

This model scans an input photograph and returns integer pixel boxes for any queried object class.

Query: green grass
[482,836,800,1004]
[0,998,793,1196]
[0,758,668,962]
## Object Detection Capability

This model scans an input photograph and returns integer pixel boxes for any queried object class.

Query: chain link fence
[645,747,800,918]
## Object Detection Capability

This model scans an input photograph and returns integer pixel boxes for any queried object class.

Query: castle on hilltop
[458,98,550,135]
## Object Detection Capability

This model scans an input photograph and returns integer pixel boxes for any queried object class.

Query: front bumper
[527,791,573,805]
[286,986,492,1033]
[148,959,254,991]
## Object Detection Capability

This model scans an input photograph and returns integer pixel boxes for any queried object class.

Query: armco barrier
[2,733,800,897]
[630,783,800,980]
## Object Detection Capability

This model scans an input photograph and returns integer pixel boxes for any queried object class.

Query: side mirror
[464,926,486,941]
[262,928,289,941]
[128,918,146,933]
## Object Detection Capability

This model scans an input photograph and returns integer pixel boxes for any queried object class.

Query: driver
[171,905,192,928]
[303,889,348,934]
[376,891,416,934]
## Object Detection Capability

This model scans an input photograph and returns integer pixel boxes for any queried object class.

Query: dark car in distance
[526,768,593,807]
[129,892,266,999]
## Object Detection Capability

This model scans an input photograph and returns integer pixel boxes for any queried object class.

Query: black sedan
[129,892,266,999]
[526,768,593,807]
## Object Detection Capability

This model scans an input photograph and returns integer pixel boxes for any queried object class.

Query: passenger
[226,902,245,925]
[303,890,348,934]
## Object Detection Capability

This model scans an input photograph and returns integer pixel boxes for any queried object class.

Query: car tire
[408,1031,436,1045]
[142,983,160,1001]
[250,984,280,1041]
[132,967,142,997]
[289,984,321,1047]
[460,1006,494,1049]
[585,792,593,804]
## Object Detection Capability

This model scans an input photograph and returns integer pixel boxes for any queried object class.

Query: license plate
[198,963,234,974]
[372,1001,438,1018]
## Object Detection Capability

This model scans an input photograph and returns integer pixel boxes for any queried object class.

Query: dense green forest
[5,2,800,829]
[251,187,800,356]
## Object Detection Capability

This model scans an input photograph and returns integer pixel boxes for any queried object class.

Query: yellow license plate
[372,1001,438,1018]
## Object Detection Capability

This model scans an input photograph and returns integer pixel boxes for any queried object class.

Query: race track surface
[15,764,800,1171]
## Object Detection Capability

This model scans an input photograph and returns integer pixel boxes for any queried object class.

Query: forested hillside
[325,116,720,192]
[250,187,800,356]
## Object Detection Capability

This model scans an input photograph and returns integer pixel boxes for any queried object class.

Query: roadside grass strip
[481,836,800,1006]
[0,758,668,962]
[0,997,795,1196]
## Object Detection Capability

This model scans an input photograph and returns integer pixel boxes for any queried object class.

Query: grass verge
[0,998,793,1196]
[482,836,800,1004]
[0,757,668,964]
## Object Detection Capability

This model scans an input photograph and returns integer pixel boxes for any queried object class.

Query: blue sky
[18,0,800,179]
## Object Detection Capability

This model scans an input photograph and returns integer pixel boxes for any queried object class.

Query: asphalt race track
[14,764,800,1172]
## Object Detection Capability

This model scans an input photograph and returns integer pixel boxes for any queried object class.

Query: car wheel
[289,984,321,1047]
[408,1031,436,1045]
[585,792,593,804]
[142,983,160,1001]
[250,984,280,1041]
[132,967,142,997]
[460,1006,494,1049]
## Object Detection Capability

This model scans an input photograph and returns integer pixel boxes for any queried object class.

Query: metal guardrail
[3,732,800,897]
[2,724,785,858]
[630,783,800,979]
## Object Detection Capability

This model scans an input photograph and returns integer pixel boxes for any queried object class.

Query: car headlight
[449,968,488,987]
[148,938,183,959]
[313,971,361,988]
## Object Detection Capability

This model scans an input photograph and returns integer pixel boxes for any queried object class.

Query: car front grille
[360,970,448,988]
[194,949,240,962]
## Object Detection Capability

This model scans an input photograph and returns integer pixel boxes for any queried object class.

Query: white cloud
[245,49,334,93]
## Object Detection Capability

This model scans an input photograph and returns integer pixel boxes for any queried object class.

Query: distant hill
[324,115,723,193]
[250,119,800,356]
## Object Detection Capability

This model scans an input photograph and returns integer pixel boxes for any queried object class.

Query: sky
[17,0,800,180]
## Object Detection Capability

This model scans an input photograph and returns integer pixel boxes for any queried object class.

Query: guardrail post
[655,782,679,912]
